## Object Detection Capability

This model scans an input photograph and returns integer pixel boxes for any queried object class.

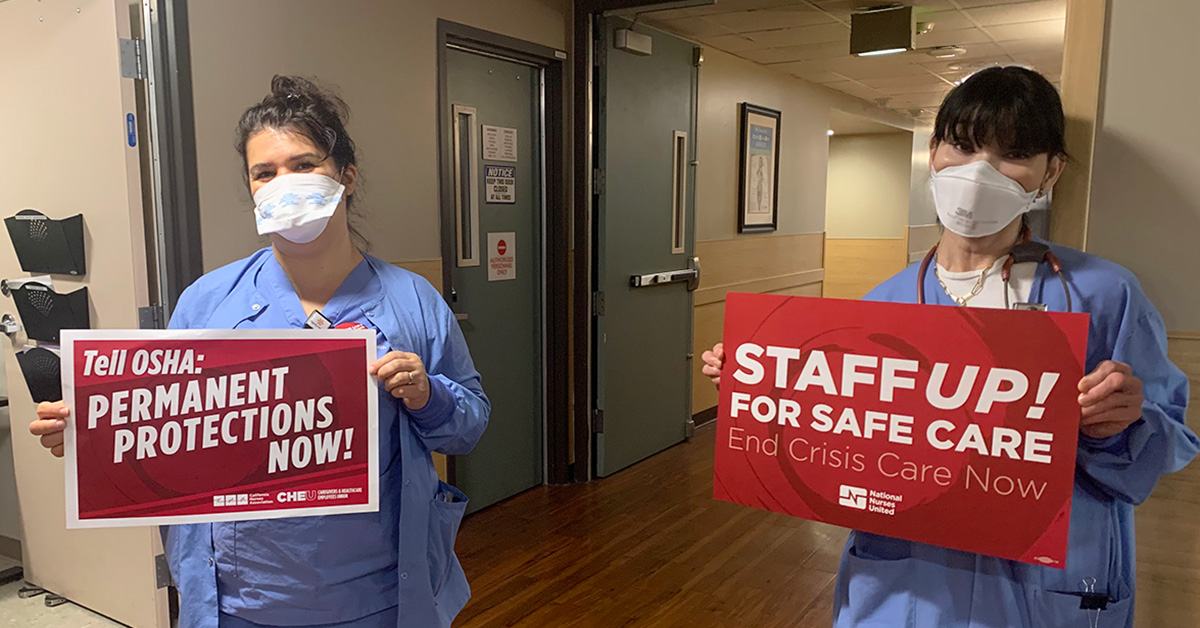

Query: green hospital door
[445,47,543,512]
[594,21,699,477]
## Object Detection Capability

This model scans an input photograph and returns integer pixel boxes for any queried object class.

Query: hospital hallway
[455,422,848,628]
[455,414,1200,628]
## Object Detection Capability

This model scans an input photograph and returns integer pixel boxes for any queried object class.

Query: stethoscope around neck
[917,225,1074,312]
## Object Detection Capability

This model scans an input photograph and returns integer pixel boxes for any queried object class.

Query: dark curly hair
[235,75,366,247]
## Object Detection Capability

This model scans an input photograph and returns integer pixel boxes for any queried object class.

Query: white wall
[1086,0,1200,331]
[188,0,572,271]
[825,133,912,239]
[695,47,912,241]
[909,123,936,226]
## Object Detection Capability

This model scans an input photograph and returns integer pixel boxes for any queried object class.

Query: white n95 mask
[252,173,346,244]
[930,160,1040,238]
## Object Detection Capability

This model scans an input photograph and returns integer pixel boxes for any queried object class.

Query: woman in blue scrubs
[30,76,490,628]
[702,67,1196,627]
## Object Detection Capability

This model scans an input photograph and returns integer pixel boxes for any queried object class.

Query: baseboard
[693,406,718,428]
[0,534,21,562]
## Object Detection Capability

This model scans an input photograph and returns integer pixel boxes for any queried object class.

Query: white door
[0,1,168,625]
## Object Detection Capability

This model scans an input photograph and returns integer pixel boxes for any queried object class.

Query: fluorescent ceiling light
[857,48,907,57]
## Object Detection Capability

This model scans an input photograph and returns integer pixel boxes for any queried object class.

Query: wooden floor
[455,423,846,628]
[457,420,1200,628]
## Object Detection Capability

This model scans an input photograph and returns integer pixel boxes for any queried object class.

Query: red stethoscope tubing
[916,226,1072,312]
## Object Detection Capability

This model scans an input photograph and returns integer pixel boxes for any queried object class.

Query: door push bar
[630,257,701,292]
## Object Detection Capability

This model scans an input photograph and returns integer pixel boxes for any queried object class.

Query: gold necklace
[935,265,988,306]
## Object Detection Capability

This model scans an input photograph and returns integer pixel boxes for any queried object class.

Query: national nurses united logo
[839,485,868,510]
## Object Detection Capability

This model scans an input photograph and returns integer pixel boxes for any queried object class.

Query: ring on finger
[406,371,414,386]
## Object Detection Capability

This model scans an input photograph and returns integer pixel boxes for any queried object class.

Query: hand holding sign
[1078,360,1144,439]
[30,401,71,457]
[370,351,430,410]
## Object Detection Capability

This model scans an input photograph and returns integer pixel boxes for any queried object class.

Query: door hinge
[592,409,605,434]
[592,168,605,195]
[155,554,172,589]
[119,38,147,80]
[693,47,705,67]
[139,304,166,329]
[592,291,605,317]
[685,418,696,440]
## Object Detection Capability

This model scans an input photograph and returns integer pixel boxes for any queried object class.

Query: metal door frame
[436,20,571,485]
[136,0,204,326]
[573,1,706,481]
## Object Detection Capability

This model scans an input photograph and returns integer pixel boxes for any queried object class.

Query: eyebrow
[249,153,324,172]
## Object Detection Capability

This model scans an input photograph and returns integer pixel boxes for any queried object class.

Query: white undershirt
[935,255,1037,309]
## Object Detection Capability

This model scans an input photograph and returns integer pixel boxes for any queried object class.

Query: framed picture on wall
[738,103,781,233]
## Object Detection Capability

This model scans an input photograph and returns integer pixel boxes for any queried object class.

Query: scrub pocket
[1035,590,1132,628]
[427,481,468,597]
[840,543,918,626]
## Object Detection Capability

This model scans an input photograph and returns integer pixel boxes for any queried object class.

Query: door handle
[630,257,701,291]
[454,313,469,321]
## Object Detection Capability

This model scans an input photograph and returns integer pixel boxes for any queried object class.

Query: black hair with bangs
[933,66,1067,160]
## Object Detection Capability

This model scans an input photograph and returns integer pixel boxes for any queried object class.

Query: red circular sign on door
[498,240,508,255]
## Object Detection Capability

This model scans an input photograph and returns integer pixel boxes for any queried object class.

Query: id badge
[305,310,333,329]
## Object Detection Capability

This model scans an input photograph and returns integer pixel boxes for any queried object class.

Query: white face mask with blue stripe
[252,173,346,244]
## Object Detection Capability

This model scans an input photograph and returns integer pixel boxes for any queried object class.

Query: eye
[953,142,975,154]
[1005,151,1033,160]
[253,170,275,181]
[295,162,317,171]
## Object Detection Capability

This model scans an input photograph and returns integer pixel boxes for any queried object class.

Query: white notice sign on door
[482,125,518,162]
[485,165,516,204]
[487,232,516,282]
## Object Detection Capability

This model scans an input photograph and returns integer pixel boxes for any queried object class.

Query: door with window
[444,46,544,512]
[593,20,699,477]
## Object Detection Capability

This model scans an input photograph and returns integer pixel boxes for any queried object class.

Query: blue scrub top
[834,242,1198,628]
[213,257,403,625]
[165,250,489,628]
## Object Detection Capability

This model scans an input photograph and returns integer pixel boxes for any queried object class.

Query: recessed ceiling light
[927,46,966,59]
[828,129,836,136]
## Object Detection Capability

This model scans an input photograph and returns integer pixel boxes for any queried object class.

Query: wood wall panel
[1135,332,1200,627]
[691,234,825,414]
[1051,0,1108,249]
[394,258,443,294]
[697,233,824,290]
[822,238,907,300]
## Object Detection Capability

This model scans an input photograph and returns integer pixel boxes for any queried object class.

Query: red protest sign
[62,330,379,528]
[714,294,1089,568]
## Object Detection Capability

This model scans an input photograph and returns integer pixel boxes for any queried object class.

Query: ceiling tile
[813,0,955,10]
[827,58,938,81]
[741,41,849,64]
[641,0,797,20]
[735,23,851,48]
[952,0,1046,8]
[915,26,996,48]
[698,33,767,52]
[823,80,890,102]
[861,73,957,93]
[917,9,975,31]
[984,18,1065,42]
[965,0,1066,26]
[649,16,730,39]
[705,6,837,32]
